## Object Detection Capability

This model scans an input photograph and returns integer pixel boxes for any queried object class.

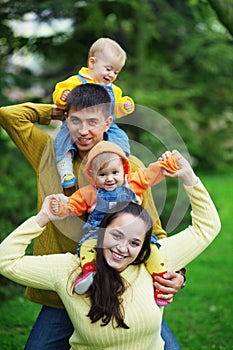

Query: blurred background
[0,0,232,348]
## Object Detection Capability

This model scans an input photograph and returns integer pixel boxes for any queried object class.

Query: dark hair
[86,202,152,329]
[66,83,111,119]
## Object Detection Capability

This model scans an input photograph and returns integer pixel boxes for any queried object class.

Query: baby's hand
[124,100,133,112]
[49,194,69,217]
[159,150,198,186]
[61,89,71,102]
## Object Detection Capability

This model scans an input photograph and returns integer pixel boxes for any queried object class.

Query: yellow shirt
[52,67,135,118]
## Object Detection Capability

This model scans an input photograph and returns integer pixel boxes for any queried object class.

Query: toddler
[53,37,134,188]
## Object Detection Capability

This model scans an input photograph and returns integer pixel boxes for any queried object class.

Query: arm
[129,153,179,196]
[112,84,135,118]
[0,197,78,290]
[52,75,81,109]
[49,185,96,217]
[157,150,221,271]
[0,103,53,172]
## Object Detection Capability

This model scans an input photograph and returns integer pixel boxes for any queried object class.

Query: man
[0,84,183,349]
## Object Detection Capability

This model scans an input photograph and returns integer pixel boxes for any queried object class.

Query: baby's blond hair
[88,37,126,67]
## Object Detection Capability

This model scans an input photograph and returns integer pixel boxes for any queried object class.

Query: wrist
[182,171,198,186]
[35,211,49,227]
[176,269,186,289]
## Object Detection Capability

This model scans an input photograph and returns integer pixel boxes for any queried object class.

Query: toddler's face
[94,157,125,191]
[89,50,124,85]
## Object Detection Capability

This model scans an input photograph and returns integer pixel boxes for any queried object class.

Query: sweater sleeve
[0,217,76,290]
[52,75,82,109]
[159,179,221,271]
[112,84,135,118]
[0,103,52,172]
[68,185,96,215]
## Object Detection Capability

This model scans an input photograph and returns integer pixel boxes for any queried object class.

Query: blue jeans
[24,306,180,350]
[161,319,181,350]
[24,306,74,350]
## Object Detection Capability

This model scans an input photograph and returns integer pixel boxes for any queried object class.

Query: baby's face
[95,157,125,191]
[89,50,124,85]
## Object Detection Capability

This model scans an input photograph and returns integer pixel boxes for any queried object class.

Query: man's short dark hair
[66,84,111,119]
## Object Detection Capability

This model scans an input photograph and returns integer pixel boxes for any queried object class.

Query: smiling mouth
[77,137,92,145]
[111,250,126,261]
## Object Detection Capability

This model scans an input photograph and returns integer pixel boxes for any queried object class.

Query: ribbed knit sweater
[0,180,221,349]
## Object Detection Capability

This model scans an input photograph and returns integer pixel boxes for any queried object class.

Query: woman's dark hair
[66,83,111,119]
[86,202,153,329]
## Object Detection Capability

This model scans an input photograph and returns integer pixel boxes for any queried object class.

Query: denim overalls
[54,74,130,162]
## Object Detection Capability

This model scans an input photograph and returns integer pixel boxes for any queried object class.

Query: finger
[156,292,174,303]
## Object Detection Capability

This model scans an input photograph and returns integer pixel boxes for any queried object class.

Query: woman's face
[103,213,147,272]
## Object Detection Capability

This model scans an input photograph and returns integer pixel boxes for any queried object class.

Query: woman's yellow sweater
[0,180,221,349]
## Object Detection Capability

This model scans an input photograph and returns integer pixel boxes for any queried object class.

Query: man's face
[66,107,112,159]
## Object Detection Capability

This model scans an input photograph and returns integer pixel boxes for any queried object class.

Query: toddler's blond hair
[88,38,126,67]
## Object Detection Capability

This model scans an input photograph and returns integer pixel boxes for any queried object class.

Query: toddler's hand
[124,100,132,112]
[61,89,71,102]
[49,194,69,217]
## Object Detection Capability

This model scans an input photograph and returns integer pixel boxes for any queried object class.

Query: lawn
[0,172,232,349]
[164,172,233,349]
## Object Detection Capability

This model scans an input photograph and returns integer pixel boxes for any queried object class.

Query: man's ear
[88,56,95,69]
[104,116,113,131]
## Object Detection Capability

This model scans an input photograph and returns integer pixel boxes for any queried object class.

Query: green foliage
[0,130,37,237]
[0,1,233,171]
[0,279,40,350]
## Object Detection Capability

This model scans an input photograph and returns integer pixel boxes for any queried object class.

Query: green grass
[0,173,232,349]
[164,172,233,349]
[0,282,40,349]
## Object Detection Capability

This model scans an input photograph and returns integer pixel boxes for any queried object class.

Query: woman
[0,150,221,349]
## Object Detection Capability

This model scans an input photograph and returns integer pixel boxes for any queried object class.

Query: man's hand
[153,271,185,304]
[52,106,66,121]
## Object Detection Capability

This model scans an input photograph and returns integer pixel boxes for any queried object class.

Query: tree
[207,0,233,37]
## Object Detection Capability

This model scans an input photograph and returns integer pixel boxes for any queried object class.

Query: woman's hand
[35,194,69,227]
[159,150,198,186]
[153,271,185,304]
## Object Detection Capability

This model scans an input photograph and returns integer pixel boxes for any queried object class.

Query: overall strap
[100,84,116,118]
[77,74,87,84]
